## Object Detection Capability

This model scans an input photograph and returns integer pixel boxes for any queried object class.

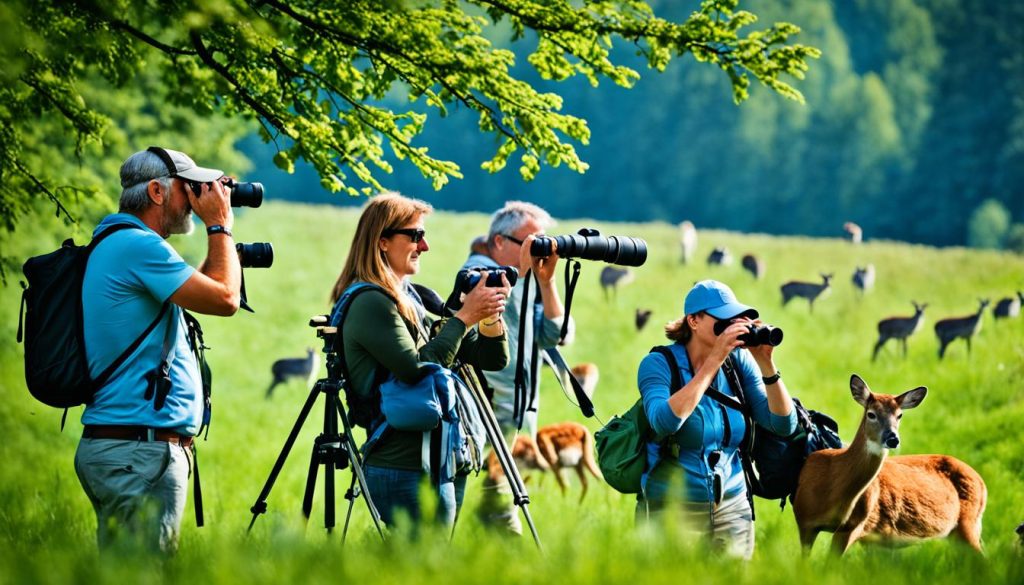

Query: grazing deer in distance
[781,273,834,312]
[635,308,653,331]
[707,246,732,267]
[679,221,698,264]
[992,291,1022,319]
[741,254,764,279]
[852,264,875,297]
[599,266,634,301]
[505,422,603,502]
[934,299,990,359]
[265,348,319,398]
[843,221,862,244]
[793,375,986,555]
[872,301,927,361]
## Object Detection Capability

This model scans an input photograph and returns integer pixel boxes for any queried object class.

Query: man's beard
[165,206,195,236]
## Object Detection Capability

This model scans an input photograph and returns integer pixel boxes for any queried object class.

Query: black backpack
[18,224,169,420]
[652,346,842,510]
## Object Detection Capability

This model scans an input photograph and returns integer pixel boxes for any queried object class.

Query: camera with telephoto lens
[456,265,519,293]
[186,178,264,208]
[236,242,274,268]
[713,319,784,347]
[530,228,647,267]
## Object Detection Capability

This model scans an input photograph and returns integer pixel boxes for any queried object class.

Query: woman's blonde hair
[664,314,697,343]
[329,192,433,324]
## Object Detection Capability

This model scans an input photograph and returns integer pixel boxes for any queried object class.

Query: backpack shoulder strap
[705,353,749,414]
[649,345,684,396]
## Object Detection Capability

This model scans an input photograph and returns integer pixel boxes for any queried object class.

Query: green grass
[2,202,1024,584]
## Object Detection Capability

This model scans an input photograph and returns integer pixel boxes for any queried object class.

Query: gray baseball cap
[146,146,223,182]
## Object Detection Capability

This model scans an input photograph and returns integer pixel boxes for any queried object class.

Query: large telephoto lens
[604,236,647,266]
[236,242,274,268]
[229,180,264,208]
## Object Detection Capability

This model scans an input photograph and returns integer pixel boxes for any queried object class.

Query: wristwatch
[207,225,233,237]
[762,370,781,385]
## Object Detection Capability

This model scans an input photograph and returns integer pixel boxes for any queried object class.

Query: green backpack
[595,346,682,494]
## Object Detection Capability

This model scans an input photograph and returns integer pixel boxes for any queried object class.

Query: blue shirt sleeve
[126,231,195,302]
[733,349,796,435]
[637,352,684,437]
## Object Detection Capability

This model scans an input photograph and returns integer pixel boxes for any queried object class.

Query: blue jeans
[364,465,466,529]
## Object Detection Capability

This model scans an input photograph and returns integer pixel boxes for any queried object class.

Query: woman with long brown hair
[329,192,509,529]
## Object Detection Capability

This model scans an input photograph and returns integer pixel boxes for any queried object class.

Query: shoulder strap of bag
[649,345,683,396]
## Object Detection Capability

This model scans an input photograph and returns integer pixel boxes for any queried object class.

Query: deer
[934,299,990,359]
[792,374,986,555]
[635,308,653,331]
[570,362,599,399]
[872,301,927,361]
[741,254,764,279]
[679,220,698,264]
[843,221,863,244]
[505,423,603,502]
[265,348,319,398]
[852,264,875,297]
[706,246,732,267]
[781,273,833,313]
[599,266,634,302]
[992,291,1022,319]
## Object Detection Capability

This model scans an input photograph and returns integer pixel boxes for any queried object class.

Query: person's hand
[186,176,233,229]
[454,272,507,326]
[708,318,749,368]
[744,318,778,373]
[522,234,558,284]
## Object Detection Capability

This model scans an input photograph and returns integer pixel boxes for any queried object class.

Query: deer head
[912,300,928,315]
[850,374,928,450]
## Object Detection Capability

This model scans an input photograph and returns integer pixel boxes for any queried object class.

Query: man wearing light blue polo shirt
[75,147,241,553]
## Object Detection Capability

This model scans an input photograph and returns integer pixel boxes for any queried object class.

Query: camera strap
[560,259,581,343]
[513,271,531,430]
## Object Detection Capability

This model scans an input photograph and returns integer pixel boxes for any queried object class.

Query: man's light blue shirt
[81,214,202,434]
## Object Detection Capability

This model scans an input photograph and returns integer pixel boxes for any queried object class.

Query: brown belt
[83,425,194,448]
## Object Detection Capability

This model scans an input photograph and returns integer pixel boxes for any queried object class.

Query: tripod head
[310,315,343,379]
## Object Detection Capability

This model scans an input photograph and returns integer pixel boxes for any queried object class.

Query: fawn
[706,246,732,266]
[599,266,634,301]
[781,273,834,312]
[570,362,599,398]
[793,374,986,555]
[992,291,1022,319]
[741,254,764,279]
[265,348,319,398]
[504,422,603,502]
[679,221,698,264]
[872,301,927,361]
[852,264,875,297]
[934,299,990,359]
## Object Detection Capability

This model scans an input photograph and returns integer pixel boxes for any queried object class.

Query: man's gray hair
[119,150,172,213]
[487,201,555,244]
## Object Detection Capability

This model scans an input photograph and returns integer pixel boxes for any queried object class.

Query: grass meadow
[2,201,1023,584]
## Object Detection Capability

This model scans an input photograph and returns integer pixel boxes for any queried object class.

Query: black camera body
[457,265,519,293]
[712,319,784,347]
[530,228,647,267]
[186,178,264,208]
[236,242,274,268]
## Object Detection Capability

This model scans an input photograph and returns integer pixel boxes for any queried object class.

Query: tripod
[247,318,384,540]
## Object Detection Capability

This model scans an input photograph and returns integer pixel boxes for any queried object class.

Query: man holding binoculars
[75,147,244,553]
[462,201,577,535]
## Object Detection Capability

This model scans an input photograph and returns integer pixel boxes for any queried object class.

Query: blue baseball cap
[684,280,759,320]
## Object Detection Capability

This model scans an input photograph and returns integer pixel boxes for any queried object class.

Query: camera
[713,319,784,347]
[236,242,274,268]
[530,229,647,267]
[186,178,264,208]
[456,265,519,293]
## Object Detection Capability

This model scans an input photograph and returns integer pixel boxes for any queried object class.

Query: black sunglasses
[501,233,525,246]
[383,227,426,243]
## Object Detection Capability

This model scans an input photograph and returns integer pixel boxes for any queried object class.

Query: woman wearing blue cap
[636,279,796,559]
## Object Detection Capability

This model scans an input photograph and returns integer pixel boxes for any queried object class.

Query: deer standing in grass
[992,291,1022,319]
[934,299,990,359]
[599,266,634,302]
[852,264,875,297]
[872,301,927,361]
[265,348,319,398]
[793,375,986,555]
[781,273,833,312]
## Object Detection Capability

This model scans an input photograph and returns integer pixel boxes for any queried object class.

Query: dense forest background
[244,0,1024,249]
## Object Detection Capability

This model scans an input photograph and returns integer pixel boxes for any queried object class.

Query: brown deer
[793,374,986,555]
[781,273,833,312]
[570,362,600,399]
[506,422,603,502]
[934,299,990,359]
[872,301,927,361]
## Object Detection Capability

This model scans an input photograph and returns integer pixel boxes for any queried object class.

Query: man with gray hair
[462,201,575,534]
[75,147,241,553]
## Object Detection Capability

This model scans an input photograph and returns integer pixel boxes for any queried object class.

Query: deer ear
[897,386,928,410]
[850,374,871,406]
